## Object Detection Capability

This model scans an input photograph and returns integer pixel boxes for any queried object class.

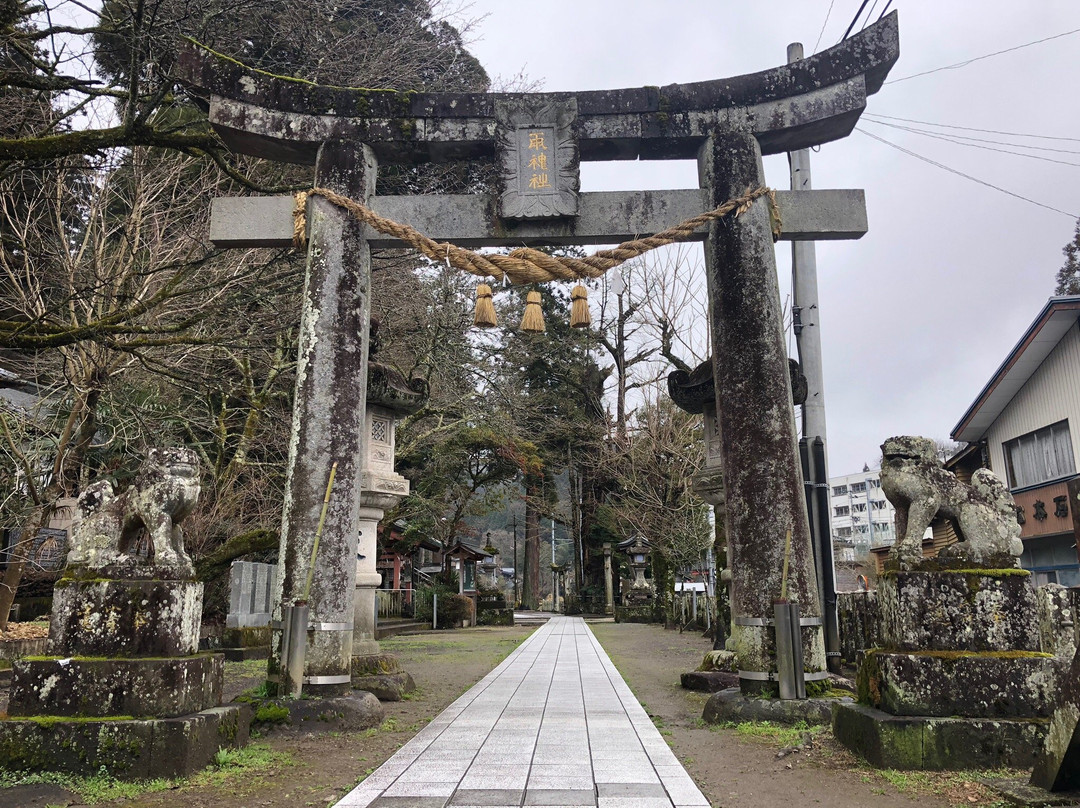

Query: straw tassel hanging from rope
[474,283,497,328]
[569,284,591,328]
[520,290,545,333]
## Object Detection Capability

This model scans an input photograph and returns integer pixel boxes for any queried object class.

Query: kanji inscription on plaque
[496,99,579,219]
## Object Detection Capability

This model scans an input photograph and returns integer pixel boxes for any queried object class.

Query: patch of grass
[0,744,293,803]
[224,658,269,680]
[731,720,812,747]
[0,769,171,805]
[862,765,1023,806]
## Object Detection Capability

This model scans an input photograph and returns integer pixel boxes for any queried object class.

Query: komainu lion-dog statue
[880,436,1022,570]
[66,448,201,578]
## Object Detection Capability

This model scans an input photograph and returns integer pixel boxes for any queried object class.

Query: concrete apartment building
[828,468,898,563]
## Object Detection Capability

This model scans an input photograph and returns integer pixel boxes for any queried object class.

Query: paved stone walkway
[335,616,710,808]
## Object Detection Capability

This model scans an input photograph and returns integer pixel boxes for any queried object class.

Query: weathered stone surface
[49,578,202,657]
[699,129,824,691]
[833,702,1048,770]
[210,189,870,250]
[1031,633,1080,791]
[65,448,200,579]
[351,671,415,702]
[272,140,375,694]
[8,654,223,718]
[878,570,1039,653]
[837,590,881,665]
[221,625,272,649]
[858,650,1060,718]
[1038,584,1077,659]
[263,691,383,732]
[177,13,898,162]
[703,687,839,726]
[681,670,738,693]
[985,777,1080,807]
[881,436,1022,569]
[0,703,249,779]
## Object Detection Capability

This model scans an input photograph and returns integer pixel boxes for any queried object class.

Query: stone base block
[223,646,270,662]
[832,701,1048,770]
[475,608,514,626]
[859,650,1061,718]
[614,605,658,623]
[221,626,272,648]
[9,653,223,718]
[351,653,415,701]
[49,578,202,657]
[0,703,250,779]
[681,670,738,693]
[879,570,1039,652]
[702,687,841,726]
[985,777,1080,807]
[352,671,416,701]
[250,692,383,732]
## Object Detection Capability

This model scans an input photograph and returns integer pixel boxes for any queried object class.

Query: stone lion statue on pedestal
[880,436,1022,570]
[66,448,201,578]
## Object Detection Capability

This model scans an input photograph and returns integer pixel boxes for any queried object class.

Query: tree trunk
[522,484,541,610]
[0,506,48,631]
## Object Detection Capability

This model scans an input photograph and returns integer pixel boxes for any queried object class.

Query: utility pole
[788,41,841,674]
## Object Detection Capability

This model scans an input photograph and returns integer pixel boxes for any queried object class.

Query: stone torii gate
[179,13,898,695]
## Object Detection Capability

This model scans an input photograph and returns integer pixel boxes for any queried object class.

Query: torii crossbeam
[179,12,899,696]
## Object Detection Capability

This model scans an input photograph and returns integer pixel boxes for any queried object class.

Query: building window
[850,482,866,493]
[869,479,881,489]
[853,503,867,513]
[834,506,849,517]
[1003,420,1076,490]
[873,500,888,510]
[835,527,852,538]
[832,485,848,496]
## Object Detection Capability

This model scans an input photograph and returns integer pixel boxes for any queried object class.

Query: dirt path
[589,621,1001,808]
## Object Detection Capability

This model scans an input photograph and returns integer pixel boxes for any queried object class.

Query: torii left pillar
[272,140,375,694]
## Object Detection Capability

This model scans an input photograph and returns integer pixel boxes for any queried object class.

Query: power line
[856,127,1078,220]
[813,0,836,54]
[840,0,871,42]
[863,117,1080,156]
[864,113,1080,144]
[862,118,1080,167]
[886,27,1080,84]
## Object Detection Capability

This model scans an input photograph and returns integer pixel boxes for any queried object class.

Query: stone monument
[0,449,250,778]
[179,12,898,696]
[833,436,1057,769]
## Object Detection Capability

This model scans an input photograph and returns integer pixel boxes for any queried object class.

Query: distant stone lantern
[617,535,654,606]
[481,533,499,587]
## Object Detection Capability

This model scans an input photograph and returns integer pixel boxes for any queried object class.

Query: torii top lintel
[179,13,897,167]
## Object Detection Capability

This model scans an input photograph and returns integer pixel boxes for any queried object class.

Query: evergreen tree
[1055,218,1080,296]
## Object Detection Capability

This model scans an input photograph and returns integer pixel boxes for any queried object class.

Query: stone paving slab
[333,616,709,808]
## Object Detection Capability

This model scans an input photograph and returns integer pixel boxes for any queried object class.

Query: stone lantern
[617,535,654,606]
[351,321,428,700]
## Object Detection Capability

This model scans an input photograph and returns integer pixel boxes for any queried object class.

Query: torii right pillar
[699,129,825,694]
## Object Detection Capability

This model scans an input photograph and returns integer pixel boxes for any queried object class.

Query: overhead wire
[885,27,1080,84]
[812,0,836,54]
[840,0,871,42]
[861,117,1080,166]
[855,128,1078,220]
[863,113,1080,144]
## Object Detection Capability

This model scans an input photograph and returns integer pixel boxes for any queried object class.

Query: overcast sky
[453,1,1080,477]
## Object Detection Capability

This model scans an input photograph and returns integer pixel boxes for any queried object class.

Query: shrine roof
[178,13,898,164]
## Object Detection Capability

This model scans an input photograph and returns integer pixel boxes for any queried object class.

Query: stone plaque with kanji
[496,98,579,219]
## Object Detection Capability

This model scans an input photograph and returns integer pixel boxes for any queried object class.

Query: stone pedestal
[835,567,1055,769]
[0,573,249,778]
